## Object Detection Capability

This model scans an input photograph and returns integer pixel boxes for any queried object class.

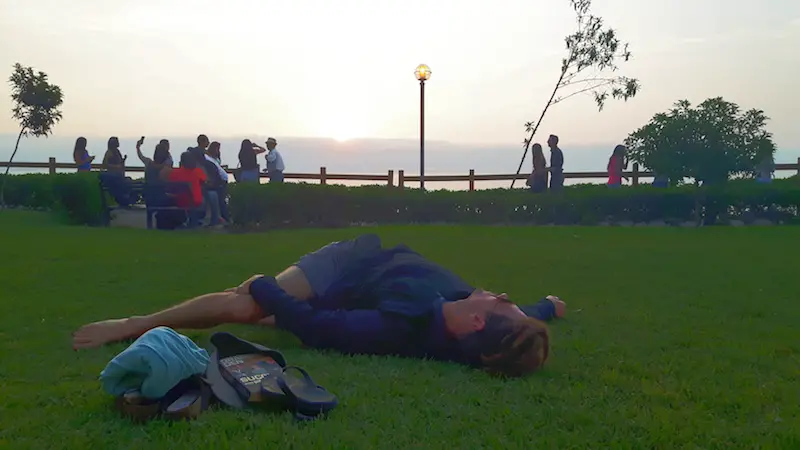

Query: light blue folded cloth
[99,326,210,399]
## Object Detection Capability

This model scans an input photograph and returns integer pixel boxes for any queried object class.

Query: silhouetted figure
[73,137,94,172]
[263,137,285,183]
[607,145,628,187]
[525,143,548,193]
[102,137,126,175]
[547,134,564,191]
[237,139,265,182]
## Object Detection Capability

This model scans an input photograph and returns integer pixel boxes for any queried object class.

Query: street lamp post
[415,64,431,190]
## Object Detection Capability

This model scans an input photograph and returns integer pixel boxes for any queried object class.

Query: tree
[1,63,64,207]
[624,97,776,186]
[511,0,640,188]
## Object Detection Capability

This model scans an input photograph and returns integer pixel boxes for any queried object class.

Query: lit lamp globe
[415,64,432,81]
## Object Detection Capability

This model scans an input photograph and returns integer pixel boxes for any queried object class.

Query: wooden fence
[2,157,799,191]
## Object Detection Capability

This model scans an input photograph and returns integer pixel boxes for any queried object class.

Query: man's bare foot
[72,318,142,350]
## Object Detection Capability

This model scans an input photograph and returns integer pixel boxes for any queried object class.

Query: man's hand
[229,274,264,295]
[546,295,567,318]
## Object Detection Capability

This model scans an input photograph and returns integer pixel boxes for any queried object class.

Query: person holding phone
[102,137,127,175]
[136,137,173,182]
[73,137,95,172]
[99,136,138,207]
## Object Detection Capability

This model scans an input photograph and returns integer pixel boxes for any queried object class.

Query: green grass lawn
[1,211,799,449]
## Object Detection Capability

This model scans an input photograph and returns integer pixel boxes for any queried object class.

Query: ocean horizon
[1,134,798,191]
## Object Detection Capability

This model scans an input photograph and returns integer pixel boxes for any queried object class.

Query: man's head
[197,134,210,149]
[189,146,206,165]
[444,290,550,377]
[179,151,196,169]
[266,137,277,150]
[547,134,559,148]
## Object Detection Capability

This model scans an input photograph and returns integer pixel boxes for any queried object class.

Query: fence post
[320,167,327,185]
[48,157,56,175]
[387,170,394,188]
[468,169,475,191]
[398,170,405,189]
[797,157,800,176]
[632,163,639,186]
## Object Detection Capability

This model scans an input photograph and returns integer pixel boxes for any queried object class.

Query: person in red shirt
[607,145,628,187]
[169,151,207,209]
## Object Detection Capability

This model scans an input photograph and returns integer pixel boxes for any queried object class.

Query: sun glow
[319,114,369,143]
[312,89,374,143]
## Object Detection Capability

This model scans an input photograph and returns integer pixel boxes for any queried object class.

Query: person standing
[192,134,210,156]
[263,137,285,183]
[547,134,564,192]
[73,137,94,172]
[525,143,548,193]
[607,145,628,188]
[237,139,264,183]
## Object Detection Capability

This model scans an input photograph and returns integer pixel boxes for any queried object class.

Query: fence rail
[2,157,799,191]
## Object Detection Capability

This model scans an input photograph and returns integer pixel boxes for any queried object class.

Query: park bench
[98,175,196,229]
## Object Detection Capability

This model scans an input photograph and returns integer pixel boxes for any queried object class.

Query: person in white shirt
[263,137,285,183]
[204,143,229,183]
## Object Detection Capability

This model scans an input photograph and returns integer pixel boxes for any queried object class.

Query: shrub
[228,179,800,230]
[0,172,105,225]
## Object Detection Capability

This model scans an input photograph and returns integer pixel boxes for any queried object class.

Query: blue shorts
[295,234,383,303]
[239,168,260,182]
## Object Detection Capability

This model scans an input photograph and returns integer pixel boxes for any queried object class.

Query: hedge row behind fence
[228,179,800,229]
[0,173,106,225]
[1,173,798,229]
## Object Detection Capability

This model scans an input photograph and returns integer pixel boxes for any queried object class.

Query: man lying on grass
[73,235,566,377]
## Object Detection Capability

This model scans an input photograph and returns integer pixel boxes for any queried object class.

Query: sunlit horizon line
[0,131,638,149]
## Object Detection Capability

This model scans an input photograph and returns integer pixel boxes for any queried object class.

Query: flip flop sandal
[161,375,213,421]
[205,332,287,409]
[114,375,212,422]
[262,366,338,421]
[115,390,161,423]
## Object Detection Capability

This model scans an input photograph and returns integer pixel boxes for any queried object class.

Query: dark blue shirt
[550,147,564,172]
[249,247,556,364]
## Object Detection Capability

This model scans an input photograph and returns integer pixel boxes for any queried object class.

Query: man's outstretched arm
[249,276,417,357]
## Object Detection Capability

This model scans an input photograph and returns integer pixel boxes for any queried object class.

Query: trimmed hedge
[4,173,798,230]
[228,179,800,229]
[0,173,106,225]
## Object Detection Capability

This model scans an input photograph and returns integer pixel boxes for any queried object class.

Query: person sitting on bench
[73,234,566,377]
[165,151,207,228]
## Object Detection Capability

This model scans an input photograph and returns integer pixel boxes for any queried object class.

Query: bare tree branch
[510,0,640,188]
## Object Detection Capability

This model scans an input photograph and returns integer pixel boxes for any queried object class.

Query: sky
[0,0,799,155]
